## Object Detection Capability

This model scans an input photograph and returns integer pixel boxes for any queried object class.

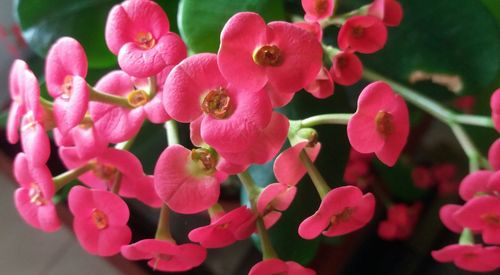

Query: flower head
[305,66,334,99]
[439,204,463,233]
[301,0,334,22]
[338,15,388,54]
[432,244,500,272]
[368,0,403,27]
[454,196,500,245]
[257,183,297,229]
[330,51,363,86]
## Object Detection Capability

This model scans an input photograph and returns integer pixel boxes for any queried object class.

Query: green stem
[40,97,53,109]
[237,171,278,260]
[165,120,180,146]
[300,113,352,128]
[320,4,369,28]
[208,203,225,219]
[458,228,474,245]
[454,114,494,128]
[298,150,331,199]
[53,163,93,190]
[148,76,157,98]
[449,123,485,172]
[88,85,132,108]
[154,204,174,241]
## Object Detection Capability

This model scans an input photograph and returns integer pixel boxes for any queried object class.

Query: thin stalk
[148,76,157,98]
[298,150,331,199]
[458,228,474,245]
[154,204,174,241]
[88,85,132,108]
[449,123,485,172]
[301,113,352,128]
[454,114,494,128]
[53,163,94,190]
[165,120,180,145]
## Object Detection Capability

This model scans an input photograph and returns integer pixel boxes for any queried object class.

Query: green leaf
[0,112,7,128]
[15,0,119,68]
[177,0,286,53]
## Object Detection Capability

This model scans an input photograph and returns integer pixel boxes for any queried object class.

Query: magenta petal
[348,112,385,153]
[7,102,23,144]
[439,204,463,233]
[302,0,334,22]
[338,16,388,54]
[274,142,321,186]
[299,212,331,240]
[459,171,493,201]
[144,92,170,123]
[305,66,334,99]
[330,51,363,86]
[249,259,288,275]
[488,138,500,170]
[53,76,89,135]
[21,120,50,167]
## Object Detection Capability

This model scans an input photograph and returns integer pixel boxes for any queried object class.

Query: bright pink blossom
[7,60,28,144]
[330,51,363,86]
[432,244,500,272]
[257,183,297,228]
[121,239,206,272]
[439,204,463,233]
[274,141,321,186]
[68,186,131,256]
[105,0,187,77]
[164,53,272,153]
[249,258,316,275]
[347,81,409,166]
[299,186,375,239]
[458,171,493,201]
[60,147,161,208]
[188,206,255,248]
[489,138,500,170]
[411,166,434,189]
[301,0,334,22]
[338,16,388,54]
[154,145,225,214]
[218,12,322,105]
[368,0,403,27]
[45,37,89,135]
[491,88,500,132]
[305,66,334,99]
[454,196,500,244]
[13,153,60,232]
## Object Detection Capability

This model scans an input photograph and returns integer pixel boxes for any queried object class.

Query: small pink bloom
[257,183,297,229]
[154,145,224,214]
[164,53,272,152]
[218,12,322,103]
[53,123,108,161]
[489,138,500,170]
[274,141,321,186]
[299,186,375,239]
[305,66,334,99]
[378,203,421,240]
[105,0,187,77]
[491,88,500,132]
[432,244,500,272]
[343,160,374,190]
[411,166,434,189]
[188,206,255,248]
[439,204,463,233]
[454,196,500,245]
[45,37,89,135]
[338,15,388,54]
[368,0,403,27]
[458,171,493,201]
[347,81,409,166]
[60,147,161,208]
[121,239,206,272]
[330,51,363,86]
[7,60,28,144]
[13,153,60,232]
[249,258,316,275]
[301,0,334,22]
[68,186,131,256]
[432,163,457,184]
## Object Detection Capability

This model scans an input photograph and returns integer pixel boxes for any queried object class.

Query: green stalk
[53,163,94,191]
[88,85,132,108]
[298,150,331,199]
[300,113,352,128]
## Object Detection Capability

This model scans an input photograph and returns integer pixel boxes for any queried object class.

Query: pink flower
[432,244,500,272]
[53,123,107,162]
[164,53,272,153]
[338,15,388,54]
[330,51,363,86]
[301,0,334,22]
[491,88,500,132]
[274,141,321,186]
[218,12,322,104]
[7,59,28,144]
[105,0,186,77]
[454,196,500,245]
[121,239,206,272]
[347,81,409,166]
[458,171,493,201]
[439,204,463,233]
[13,153,60,232]
[257,183,297,229]
[299,186,375,239]
[188,206,255,248]
[154,145,225,214]
[411,166,434,189]
[489,138,500,170]
[60,147,161,208]
[249,259,316,275]
[89,70,168,143]
[45,37,89,135]
[378,203,421,240]
[305,66,334,99]
[368,0,403,27]
[68,186,131,256]
[343,160,374,190]
[432,163,457,184]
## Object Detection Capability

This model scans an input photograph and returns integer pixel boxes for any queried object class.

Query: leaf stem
[298,150,331,199]
[88,85,132,108]
[300,113,352,128]
[458,228,474,245]
[53,162,94,191]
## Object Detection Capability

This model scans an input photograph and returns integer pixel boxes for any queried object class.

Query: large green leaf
[177,0,286,53]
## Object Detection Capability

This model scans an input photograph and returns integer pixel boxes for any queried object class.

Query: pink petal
[454,196,500,237]
[14,188,60,232]
[368,0,403,27]
[459,171,493,201]
[249,259,288,275]
[274,141,321,186]
[52,76,89,135]
[330,51,363,86]
[302,0,334,22]
[305,66,334,99]
[7,102,23,144]
[488,138,500,170]
[439,204,463,233]
[21,119,50,167]
[338,16,388,54]
[144,92,170,123]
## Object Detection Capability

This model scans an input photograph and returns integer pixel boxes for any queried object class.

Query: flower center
[314,0,328,13]
[191,148,218,174]
[481,213,500,227]
[135,32,156,50]
[92,163,118,182]
[127,89,149,107]
[21,111,36,132]
[375,111,394,137]
[91,209,108,230]
[61,75,73,100]
[201,88,232,119]
[29,183,47,206]
[351,26,365,38]
[253,45,283,67]
[331,207,354,226]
